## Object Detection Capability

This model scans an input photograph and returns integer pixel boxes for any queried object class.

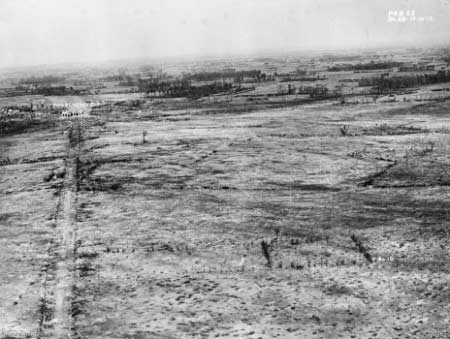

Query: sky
[0,0,449,68]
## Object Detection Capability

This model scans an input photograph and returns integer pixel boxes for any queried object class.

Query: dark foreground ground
[1,99,450,339]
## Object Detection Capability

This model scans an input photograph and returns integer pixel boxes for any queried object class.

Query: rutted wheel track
[39,120,81,339]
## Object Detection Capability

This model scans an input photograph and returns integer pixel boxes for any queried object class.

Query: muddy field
[1,98,450,339]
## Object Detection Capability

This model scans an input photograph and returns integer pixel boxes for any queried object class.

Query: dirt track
[38,121,81,338]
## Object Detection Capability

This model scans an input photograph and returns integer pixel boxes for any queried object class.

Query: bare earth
[1,99,450,339]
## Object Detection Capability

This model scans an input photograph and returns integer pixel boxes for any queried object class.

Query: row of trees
[4,85,86,96]
[183,69,266,82]
[18,75,65,86]
[117,69,269,88]
[34,86,85,96]
[279,75,327,82]
[329,61,402,72]
[138,79,233,99]
[359,70,450,94]
[277,84,329,96]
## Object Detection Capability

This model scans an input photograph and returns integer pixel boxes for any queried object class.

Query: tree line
[358,70,450,94]
[138,79,233,99]
[329,61,403,72]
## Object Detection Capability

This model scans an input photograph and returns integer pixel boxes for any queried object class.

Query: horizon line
[1,41,449,74]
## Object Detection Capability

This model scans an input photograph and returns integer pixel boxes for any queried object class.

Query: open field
[1,48,450,339]
[2,97,450,338]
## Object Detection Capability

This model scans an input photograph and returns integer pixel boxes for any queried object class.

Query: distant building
[60,102,91,118]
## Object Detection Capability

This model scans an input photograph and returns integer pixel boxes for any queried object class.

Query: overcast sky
[1,0,449,68]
